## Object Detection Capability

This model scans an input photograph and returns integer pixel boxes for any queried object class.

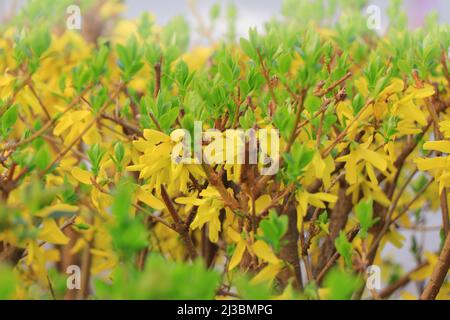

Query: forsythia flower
[127,129,205,194]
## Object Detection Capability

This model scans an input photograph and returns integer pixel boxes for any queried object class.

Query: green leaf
[95,254,220,299]
[28,26,51,58]
[219,61,233,83]
[239,108,255,129]
[114,141,125,164]
[283,143,315,183]
[110,180,147,257]
[355,198,379,239]
[0,264,16,299]
[236,275,272,300]
[316,211,329,234]
[116,37,143,81]
[159,107,180,133]
[2,104,18,132]
[34,145,50,170]
[324,267,362,300]
[74,223,90,230]
[87,143,106,176]
[240,38,255,59]
[334,231,352,267]
[258,210,288,253]
[175,60,189,86]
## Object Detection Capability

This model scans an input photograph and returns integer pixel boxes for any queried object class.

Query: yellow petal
[296,192,309,231]
[53,115,73,136]
[35,204,79,218]
[359,148,387,172]
[229,241,246,270]
[400,291,417,300]
[423,141,450,154]
[414,157,447,171]
[380,78,404,96]
[250,264,281,285]
[136,188,165,210]
[313,192,338,203]
[38,219,70,245]
[255,194,272,215]
[365,162,378,185]
[143,129,170,144]
[345,152,358,185]
[175,196,205,206]
[412,84,435,99]
[71,167,93,185]
[253,240,279,265]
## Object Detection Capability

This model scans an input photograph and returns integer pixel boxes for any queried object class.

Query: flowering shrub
[0,0,449,300]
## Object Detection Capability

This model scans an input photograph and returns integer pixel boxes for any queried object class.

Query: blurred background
[2,0,450,39]
[125,0,450,39]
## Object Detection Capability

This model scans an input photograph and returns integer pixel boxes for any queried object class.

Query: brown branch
[19,214,78,260]
[153,57,162,98]
[40,83,124,175]
[315,72,352,97]
[202,163,240,211]
[321,98,374,157]
[440,48,450,89]
[1,85,92,153]
[285,89,307,153]
[26,79,52,121]
[315,225,360,284]
[100,113,142,137]
[420,230,450,300]
[379,262,428,299]
[368,169,418,257]
[256,48,277,105]
[160,185,198,260]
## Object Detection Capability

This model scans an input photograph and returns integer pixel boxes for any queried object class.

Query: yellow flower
[296,191,338,231]
[53,110,101,146]
[227,227,248,271]
[176,186,225,243]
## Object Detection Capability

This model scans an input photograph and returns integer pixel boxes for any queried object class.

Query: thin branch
[420,230,450,300]
[160,185,198,260]
[379,262,428,299]
[321,98,374,157]
[256,48,278,105]
[315,72,352,97]
[40,83,124,175]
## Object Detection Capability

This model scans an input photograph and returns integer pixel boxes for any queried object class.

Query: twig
[315,72,352,97]
[40,83,124,175]
[321,99,374,157]
[378,262,428,299]
[0,85,91,152]
[420,230,450,300]
[256,48,278,105]
[315,226,360,284]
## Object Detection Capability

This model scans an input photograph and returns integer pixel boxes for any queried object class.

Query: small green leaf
[324,267,362,300]
[74,223,90,230]
[34,145,50,170]
[258,210,288,253]
[355,198,379,239]
[334,231,352,267]
[2,104,18,132]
